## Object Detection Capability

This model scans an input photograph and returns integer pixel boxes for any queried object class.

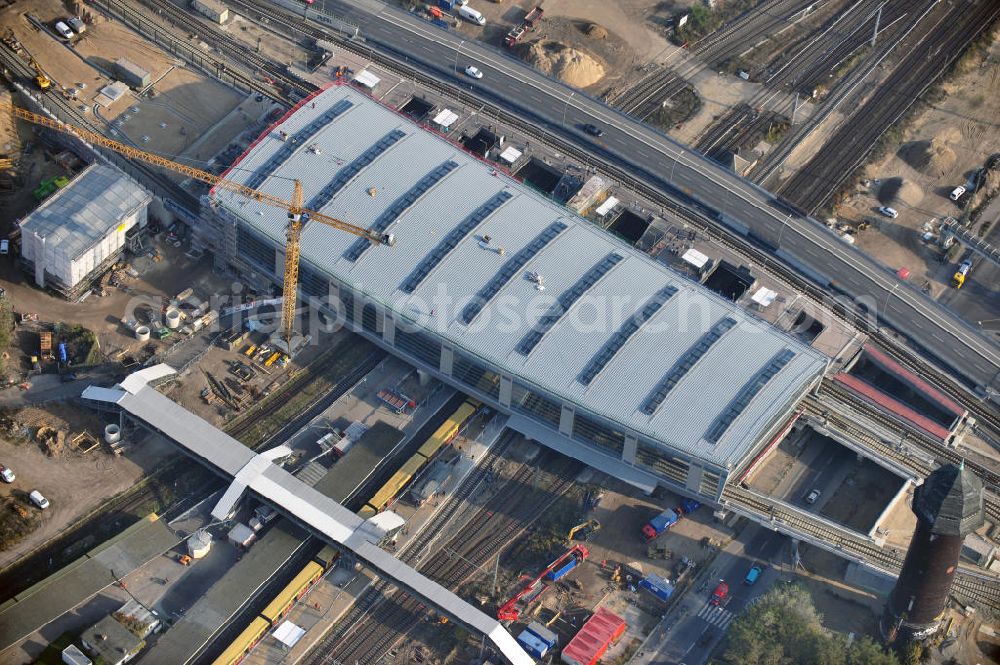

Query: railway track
[776,0,1000,212]
[722,484,1000,609]
[814,380,1000,525]
[611,0,825,119]
[818,379,1000,490]
[694,0,911,160]
[307,445,579,664]
[302,431,524,661]
[225,344,385,444]
[16,0,996,617]
[0,42,200,211]
[212,2,1000,447]
[90,0,312,104]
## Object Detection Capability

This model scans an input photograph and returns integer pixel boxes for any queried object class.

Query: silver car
[29,490,50,509]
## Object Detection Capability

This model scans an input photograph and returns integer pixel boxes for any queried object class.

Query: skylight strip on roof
[343,160,460,262]
[399,190,514,294]
[306,129,406,212]
[641,317,738,416]
[704,348,796,444]
[460,221,569,325]
[516,252,625,356]
[578,284,679,386]
[244,99,353,190]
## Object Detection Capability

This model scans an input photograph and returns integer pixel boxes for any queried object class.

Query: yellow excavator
[2,30,51,90]
[29,58,50,90]
[0,101,395,343]
[567,519,600,542]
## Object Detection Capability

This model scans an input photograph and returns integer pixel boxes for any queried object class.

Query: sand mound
[899,136,956,175]
[522,41,605,88]
[879,177,924,207]
[584,23,608,39]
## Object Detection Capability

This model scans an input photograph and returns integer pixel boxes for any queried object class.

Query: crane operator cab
[381,233,396,246]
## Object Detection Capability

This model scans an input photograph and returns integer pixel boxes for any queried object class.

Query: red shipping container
[560,607,626,665]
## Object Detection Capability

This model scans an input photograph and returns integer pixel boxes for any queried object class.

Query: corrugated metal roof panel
[212,86,829,469]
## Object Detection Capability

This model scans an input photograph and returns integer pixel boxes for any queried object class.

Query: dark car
[582,123,604,137]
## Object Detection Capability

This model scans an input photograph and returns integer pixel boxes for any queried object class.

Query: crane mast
[283,181,304,344]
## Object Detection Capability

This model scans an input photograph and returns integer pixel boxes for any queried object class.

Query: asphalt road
[312,0,1000,394]
[636,525,788,665]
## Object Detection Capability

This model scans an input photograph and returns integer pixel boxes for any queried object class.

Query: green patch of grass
[646,85,702,131]
[54,323,102,367]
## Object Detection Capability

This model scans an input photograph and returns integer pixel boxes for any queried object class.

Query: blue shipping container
[639,574,674,602]
[526,621,558,648]
[57,342,68,363]
[438,0,456,9]
[431,18,449,29]
[516,630,549,658]
[546,557,579,581]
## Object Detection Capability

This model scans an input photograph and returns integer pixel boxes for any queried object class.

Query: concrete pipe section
[165,309,181,329]
[135,325,151,341]
[104,424,121,444]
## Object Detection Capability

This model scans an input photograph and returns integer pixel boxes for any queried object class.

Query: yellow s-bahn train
[357,399,480,518]
[212,545,340,665]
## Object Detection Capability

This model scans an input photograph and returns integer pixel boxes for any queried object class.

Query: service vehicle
[0,239,8,255]
[877,206,898,219]
[642,507,680,540]
[54,21,74,39]
[29,490,50,509]
[458,5,486,25]
[952,259,972,289]
[710,580,729,606]
[0,464,14,483]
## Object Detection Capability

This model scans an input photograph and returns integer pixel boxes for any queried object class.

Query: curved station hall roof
[212,85,828,470]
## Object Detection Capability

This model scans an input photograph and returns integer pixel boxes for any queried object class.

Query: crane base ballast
[270,331,309,357]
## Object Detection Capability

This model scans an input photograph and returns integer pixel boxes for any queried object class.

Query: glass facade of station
[230,247,765,502]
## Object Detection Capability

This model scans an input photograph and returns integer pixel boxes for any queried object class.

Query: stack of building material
[560,607,626,665]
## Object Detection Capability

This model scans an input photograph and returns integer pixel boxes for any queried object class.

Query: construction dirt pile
[521,40,605,88]
[879,177,924,207]
[898,135,956,176]
[582,22,608,39]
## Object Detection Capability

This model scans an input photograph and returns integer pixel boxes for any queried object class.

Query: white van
[0,239,9,255]
[458,5,486,25]
[29,490,50,509]
[54,21,75,40]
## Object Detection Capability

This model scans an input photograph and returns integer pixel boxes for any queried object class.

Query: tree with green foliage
[714,584,900,665]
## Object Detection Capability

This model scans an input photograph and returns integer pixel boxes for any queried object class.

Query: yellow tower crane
[1,102,395,344]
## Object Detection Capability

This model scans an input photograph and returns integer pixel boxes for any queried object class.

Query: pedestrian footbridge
[83,365,531,665]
